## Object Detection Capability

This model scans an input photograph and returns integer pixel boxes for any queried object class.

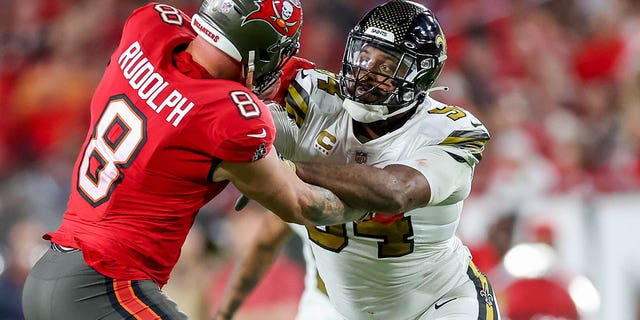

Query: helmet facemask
[340,35,420,107]
[339,1,448,113]
[251,40,299,95]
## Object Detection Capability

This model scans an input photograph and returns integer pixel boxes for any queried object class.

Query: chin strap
[425,86,449,96]
[244,50,256,91]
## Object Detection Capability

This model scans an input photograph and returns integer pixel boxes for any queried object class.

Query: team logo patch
[354,151,368,164]
[219,0,234,13]
[244,0,302,37]
[480,288,494,306]
[252,143,267,161]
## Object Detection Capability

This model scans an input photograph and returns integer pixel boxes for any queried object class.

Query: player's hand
[281,56,315,84]
[271,56,316,104]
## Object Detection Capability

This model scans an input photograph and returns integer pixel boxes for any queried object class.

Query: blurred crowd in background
[1,0,639,319]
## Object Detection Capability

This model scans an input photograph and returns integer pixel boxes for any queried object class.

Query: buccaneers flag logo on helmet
[244,0,302,37]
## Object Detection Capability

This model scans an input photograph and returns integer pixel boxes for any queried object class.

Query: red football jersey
[45,3,275,286]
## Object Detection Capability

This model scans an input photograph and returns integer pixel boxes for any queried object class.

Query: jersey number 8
[77,95,147,207]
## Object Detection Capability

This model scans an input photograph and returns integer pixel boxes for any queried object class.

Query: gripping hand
[271,56,315,105]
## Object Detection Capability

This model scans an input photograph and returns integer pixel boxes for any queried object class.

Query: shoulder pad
[421,98,490,165]
[284,69,343,127]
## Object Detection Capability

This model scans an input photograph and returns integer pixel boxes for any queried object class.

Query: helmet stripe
[191,14,242,61]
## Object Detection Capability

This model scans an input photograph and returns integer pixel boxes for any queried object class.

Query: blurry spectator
[206,204,304,320]
[0,220,46,320]
[296,0,360,71]
[477,109,558,212]
[163,224,216,320]
[469,213,517,273]
[503,278,579,320]
[543,109,593,193]
[487,221,600,319]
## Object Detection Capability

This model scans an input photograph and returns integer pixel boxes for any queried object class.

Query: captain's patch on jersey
[252,143,267,161]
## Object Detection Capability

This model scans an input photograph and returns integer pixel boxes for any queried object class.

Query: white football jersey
[282,69,490,320]
[289,224,345,320]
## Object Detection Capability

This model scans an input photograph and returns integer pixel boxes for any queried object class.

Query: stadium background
[1,0,639,319]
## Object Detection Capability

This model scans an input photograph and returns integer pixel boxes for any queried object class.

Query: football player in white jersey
[216,1,500,319]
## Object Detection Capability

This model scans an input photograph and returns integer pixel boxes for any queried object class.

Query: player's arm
[295,146,476,213]
[294,162,430,213]
[212,149,367,226]
[214,214,293,320]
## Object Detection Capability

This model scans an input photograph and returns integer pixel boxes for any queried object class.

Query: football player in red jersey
[21,1,366,319]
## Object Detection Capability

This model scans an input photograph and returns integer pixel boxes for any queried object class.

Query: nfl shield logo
[252,143,267,161]
[354,151,368,164]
